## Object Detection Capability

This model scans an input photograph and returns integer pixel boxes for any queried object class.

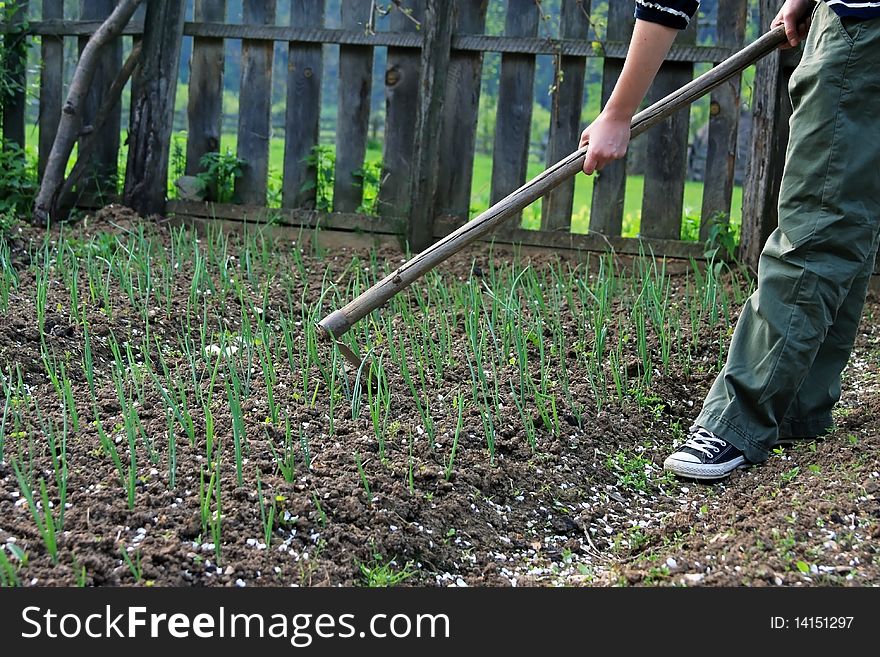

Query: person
[580,0,880,480]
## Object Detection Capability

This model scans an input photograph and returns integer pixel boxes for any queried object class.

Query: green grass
[214,133,742,240]
[25,120,742,241]
[468,152,743,239]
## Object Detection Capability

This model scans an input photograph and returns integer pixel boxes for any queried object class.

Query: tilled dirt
[0,209,878,587]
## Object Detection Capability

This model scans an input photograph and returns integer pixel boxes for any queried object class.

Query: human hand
[772,0,814,49]
[579,111,632,176]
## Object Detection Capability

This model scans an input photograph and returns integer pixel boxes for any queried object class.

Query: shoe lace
[682,427,727,457]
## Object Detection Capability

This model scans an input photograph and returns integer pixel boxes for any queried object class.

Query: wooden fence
[4,0,767,262]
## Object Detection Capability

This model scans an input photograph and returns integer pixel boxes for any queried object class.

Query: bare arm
[580,19,678,175]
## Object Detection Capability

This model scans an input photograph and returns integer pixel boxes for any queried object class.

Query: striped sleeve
[634,1,700,30]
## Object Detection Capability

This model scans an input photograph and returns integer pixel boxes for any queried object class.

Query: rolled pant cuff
[695,413,770,464]
[778,415,833,439]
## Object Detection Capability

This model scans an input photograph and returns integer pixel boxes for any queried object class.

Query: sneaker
[663,426,748,480]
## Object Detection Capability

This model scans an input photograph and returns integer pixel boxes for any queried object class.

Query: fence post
[123,1,187,216]
[1,0,27,149]
[541,0,591,232]
[234,0,276,206]
[639,18,697,240]
[489,0,539,228]
[79,0,121,198]
[38,0,63,179]
[740,0,796,271]
[186,0,227,177]
[283,0,325,209]
[406,0,454,252]
[378,0,425,220]
[435,0,488,222]
[334,0,374,213]
[700,0,747,238]
[589,0,634,237]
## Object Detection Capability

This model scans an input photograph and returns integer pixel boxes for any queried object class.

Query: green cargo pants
[695,1,880,464]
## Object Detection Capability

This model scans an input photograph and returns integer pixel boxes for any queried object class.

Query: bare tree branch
[32,0,144,226]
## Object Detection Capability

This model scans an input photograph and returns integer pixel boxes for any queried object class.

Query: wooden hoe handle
[318,25,787,346]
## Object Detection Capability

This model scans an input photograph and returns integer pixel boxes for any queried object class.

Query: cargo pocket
[836,15,863,45]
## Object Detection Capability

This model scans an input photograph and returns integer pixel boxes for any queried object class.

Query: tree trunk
[32,0,144,225]
[56,43,143,217]
[122,1,187,217]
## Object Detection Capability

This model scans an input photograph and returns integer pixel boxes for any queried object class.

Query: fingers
[583,144,621,176]
[583,148,600,176]
[578,127,590,151]
[771,0,814,50]
[771,6,801,49]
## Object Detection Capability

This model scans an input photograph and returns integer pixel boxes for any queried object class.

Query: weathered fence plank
[589,0,634,237]
[186,0,226,177]
[1,0,27,149]
[700,0,747,239]
[168,200,402,234]
[334,0,373,213]
[123,1,187,216]
[79,0,120,197]
[406,0,454,252]
[234,0,276,205]
[377,0,424,219]
[435,0,488,219]
[282,0,325,209]
[740,0,797,271]
[640,19,697,240]
[38,0,63,178]
[490,0,539,226]
[541,0,591,232]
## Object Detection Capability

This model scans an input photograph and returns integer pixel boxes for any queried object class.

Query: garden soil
[1,208,878,587]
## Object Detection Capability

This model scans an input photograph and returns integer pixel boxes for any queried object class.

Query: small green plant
[168,131,187,198]
[355,452,371,501]
[445,393,464,481]
[301,144,335,211]
[0,140,37,215]
[311,492,327,527]
[354,159,383,215]
[780,466,800,484]
[119,546,143,584]
[622,527,649,552]
[256,473,277,548]
[197,150,244,203]
[605,450,652,493]
[0,544,25,587]
[358,552,416,587]
[13,464,59,564]
[703,212,738,261]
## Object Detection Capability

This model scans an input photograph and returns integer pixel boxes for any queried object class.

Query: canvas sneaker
[663,426,748,480]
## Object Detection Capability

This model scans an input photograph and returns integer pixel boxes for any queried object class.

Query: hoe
[318,25,788,369]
